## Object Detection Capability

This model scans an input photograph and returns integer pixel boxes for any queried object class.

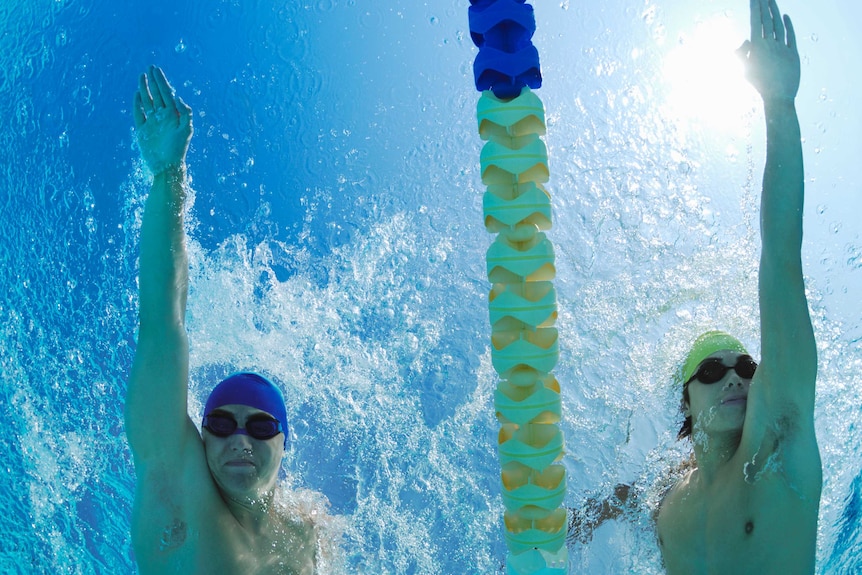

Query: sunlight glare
[662,16,757,136]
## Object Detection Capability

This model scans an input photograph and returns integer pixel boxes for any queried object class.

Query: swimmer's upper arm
[126,321,197,463]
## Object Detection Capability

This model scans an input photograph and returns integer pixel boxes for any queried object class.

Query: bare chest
[657,484,756,571]
[656,473,817,575]
[206,521,314,575]
[138,510,316,575]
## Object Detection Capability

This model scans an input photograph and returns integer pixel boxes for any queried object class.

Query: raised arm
[740,0,815,411]
[125,66,197,464]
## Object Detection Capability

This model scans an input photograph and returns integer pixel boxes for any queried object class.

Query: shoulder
[275,487,346,571]
[655,461,696,522]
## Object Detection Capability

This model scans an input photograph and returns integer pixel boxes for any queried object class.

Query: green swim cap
[681,331,748,385]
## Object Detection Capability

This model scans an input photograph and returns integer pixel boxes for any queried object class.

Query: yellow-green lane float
[469,1,567,573]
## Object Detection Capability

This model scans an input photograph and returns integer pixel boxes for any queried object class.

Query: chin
[230,472,280,497]
[215,470,259,493]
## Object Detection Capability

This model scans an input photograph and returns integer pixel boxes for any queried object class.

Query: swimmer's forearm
[567,484,632,543]
[138,165,189,331]
[760,99,804,256]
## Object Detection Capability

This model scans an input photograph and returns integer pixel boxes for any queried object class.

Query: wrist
[153,163,187,184]
[761,95,796,110]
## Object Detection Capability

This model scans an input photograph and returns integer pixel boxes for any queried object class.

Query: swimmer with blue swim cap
[125,66,319,575]
[203,372,289,449]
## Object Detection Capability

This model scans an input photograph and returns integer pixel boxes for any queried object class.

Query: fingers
[151,66,178,114]
[135,65,193,128]
[147,66,166,109]
[176,95,192,118]
[176,96,194,133]
[769,0,785,43]
[785,15,796,49]
[751,0,794,47]
[750,0,763,41]
[138,73,154,113]
[133,91,147,127]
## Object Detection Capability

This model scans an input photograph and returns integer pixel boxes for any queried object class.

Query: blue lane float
[469,0,535,51]
[469,2,567,574]
[474,45,542,100]
[469,0,542,100]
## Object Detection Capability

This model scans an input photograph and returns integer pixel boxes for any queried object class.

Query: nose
[227,432,255,451]
[725,374,746,389]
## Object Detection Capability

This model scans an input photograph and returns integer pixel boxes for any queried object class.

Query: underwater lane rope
[469,1,567,573]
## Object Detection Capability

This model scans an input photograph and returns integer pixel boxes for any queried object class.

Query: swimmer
[570,2,821,572]
[657,2,821,572]
[125,66,317,575]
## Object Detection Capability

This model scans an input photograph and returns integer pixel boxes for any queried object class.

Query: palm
[133,66,193,174]
[740,0,800,102]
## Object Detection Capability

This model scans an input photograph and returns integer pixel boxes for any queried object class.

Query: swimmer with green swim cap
[676,330,752,440]
[567,3,822,573]
[125,66,321,575]
[655,3,822,573]
[681,330,749,387]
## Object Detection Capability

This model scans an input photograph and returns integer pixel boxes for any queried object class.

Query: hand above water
[133,65,193,176]
[737,0,800,103]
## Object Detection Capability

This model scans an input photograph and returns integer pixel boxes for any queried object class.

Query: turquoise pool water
[1,1,860,573]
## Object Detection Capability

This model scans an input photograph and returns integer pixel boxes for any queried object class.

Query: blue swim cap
[203,372,288,448]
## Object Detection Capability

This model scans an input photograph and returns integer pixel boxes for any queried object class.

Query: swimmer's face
[683,350,753,440]
[202,404,284,500]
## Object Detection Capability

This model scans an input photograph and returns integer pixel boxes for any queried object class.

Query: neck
[691,428,742,485]
[223,489,277,534]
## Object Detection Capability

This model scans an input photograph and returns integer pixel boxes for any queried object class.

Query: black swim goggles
[685,355,757,386]
[202,413,283,440]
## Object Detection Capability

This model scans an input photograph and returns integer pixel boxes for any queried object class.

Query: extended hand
[737,0,800,103]
[133,66,193,175]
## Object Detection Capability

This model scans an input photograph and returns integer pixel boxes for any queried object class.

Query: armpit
[159,519,187,551]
